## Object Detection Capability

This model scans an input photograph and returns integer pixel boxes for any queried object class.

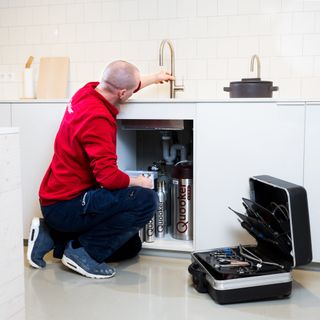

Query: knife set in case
[189,175,312,304]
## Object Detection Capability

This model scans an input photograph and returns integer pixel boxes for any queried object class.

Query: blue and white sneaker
[27,217,54,269]
[62,241,116,279]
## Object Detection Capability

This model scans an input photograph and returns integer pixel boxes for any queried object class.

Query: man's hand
[140,71,175,90]
[129,175,153,189]
[154,70,175,84]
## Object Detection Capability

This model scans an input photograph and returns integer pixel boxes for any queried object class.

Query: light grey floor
[24,250,320,320]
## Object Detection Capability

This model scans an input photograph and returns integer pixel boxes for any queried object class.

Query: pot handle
[223,87,231,92]
[272,86,279,92]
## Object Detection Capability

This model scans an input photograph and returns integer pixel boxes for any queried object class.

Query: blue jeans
[41,187,158,263]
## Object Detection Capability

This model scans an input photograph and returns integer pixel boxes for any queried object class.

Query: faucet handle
[174,77,184,91]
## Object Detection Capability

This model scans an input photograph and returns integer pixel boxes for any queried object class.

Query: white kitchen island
[1,98,319,263]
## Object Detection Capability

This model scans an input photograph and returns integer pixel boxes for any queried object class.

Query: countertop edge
[0,98,320,104]
[0,127,19,134]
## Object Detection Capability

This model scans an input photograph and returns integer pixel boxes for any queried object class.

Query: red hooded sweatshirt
[39,82,130,205]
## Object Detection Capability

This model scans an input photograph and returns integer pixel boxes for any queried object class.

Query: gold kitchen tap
[159,39,184,98]
[250,54,261,79]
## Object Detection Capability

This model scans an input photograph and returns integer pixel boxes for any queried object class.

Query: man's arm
[140,70,175,90]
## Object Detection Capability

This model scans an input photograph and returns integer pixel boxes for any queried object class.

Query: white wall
[1,0,320,100]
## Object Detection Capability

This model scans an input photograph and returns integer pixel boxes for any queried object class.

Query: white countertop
[0,99,69,104]
[0,98,320,104]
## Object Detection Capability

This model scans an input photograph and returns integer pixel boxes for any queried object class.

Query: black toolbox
[189,175,312,304]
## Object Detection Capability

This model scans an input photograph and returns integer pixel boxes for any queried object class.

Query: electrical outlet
[0,73,16,82]
[7,73,15,81]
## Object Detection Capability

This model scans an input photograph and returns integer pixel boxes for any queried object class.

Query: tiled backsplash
[1,0,320,99]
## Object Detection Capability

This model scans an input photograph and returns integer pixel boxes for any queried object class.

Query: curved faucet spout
[250,54,261,79]
[159,39,184,98]
[159,39,174,70]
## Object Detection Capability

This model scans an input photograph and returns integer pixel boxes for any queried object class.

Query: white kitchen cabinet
[12,103,66,238]
[9,100,312,259]
[304,103,320,262]
[0,103,11,126]
[117,101,196,252]
[0,128,25,320]
[195,101,305,250]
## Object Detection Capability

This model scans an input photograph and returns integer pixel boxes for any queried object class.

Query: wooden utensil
[25,56,34,68]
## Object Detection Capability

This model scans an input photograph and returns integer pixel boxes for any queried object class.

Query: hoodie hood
[71,82,119,118]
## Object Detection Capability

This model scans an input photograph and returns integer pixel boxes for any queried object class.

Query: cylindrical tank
[171,161,193,240]
[155,180,166,238]
[144,216,155,243]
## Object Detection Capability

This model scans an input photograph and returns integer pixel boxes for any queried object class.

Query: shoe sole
[27,217,42,269]
[62,255,116,279]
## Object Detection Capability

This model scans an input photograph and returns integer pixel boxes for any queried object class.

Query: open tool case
[189,175,312,304]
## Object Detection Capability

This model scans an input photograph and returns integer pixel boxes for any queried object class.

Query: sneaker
[62,241,116,279]
[27,217,54,269]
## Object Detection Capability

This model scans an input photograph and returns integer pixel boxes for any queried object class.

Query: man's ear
[118,89,126,99]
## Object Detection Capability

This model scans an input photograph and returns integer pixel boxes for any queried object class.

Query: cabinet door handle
[276,102,305,107]
[305,102,320,106]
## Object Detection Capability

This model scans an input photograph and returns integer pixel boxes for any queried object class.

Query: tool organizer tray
[189,175,312,304]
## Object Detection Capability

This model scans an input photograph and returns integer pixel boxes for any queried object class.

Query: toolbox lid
[248,175,312,268]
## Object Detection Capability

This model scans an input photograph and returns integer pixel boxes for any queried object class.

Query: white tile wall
[66,3,84,23]
[207,17,228,37]
[229,16,250,36]
[238,37,259,58]
[85,2,103,23]
[291,56,314,77]
[197,0,218,17]
[238,0,260,15]
[248,14,271,35]
[217,0,238,16]
[188,17,207,38]
[304,0,320,11]
[281,0,303,12]
[301,77,320,98]
[270,13,292,34]
[260,35,281,56]
[277,78,301,98]
[1,0,320,99]
[8,27,25,45]
[217,38,238,58]
[138,0,157,20]
[281,35,303,56]
[304,34,320,55]
[292,12,315,33]
[228,58,249,79]
[0,28,9,45]
[177,0,197,18]
[207,58,228,79]
[314,56,320,76]
[260,0,282,14]
[120,1,138,21]
[197,39,217,59]
[158,0,177,19]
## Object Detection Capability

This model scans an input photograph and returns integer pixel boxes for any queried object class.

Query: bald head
[100,60,140,92]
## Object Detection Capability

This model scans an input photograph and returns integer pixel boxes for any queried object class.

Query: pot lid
[241,78,261,82]
[229,78,273,85]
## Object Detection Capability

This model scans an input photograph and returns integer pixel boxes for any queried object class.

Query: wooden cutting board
[37,57,70,99]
